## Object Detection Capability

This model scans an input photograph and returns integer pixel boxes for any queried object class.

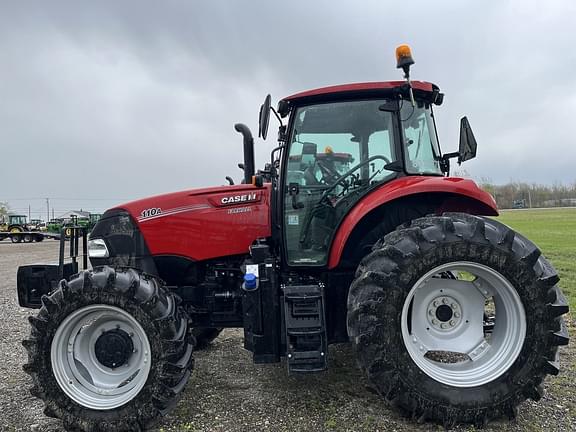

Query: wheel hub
[94,328,134,369]
[427,295,461,331]
[402,262,527,387]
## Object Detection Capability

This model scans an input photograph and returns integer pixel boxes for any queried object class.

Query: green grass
[496,208,576,311]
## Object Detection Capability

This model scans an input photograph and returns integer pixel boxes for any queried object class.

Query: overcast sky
[1,1,575,219]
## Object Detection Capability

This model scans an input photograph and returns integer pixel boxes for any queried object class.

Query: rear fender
[327,177,498,269]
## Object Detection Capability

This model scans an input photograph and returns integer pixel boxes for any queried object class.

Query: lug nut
[442,298,448,305]
[433,301,438,307]
[441,323,448,329]
[451,303,457,309]
[449,320,456,326]
[454,312,460,318]
[432,319,438,325]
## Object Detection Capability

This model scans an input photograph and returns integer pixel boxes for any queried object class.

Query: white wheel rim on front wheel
[51,304,152,410]
[401,261,526,387]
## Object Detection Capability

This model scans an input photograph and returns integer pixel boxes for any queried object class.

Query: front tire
[23,266,195,431]
[347,213,569,426]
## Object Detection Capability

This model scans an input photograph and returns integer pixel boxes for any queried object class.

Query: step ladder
[283,283,327,373]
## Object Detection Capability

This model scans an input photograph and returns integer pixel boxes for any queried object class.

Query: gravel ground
[0,241,574,432]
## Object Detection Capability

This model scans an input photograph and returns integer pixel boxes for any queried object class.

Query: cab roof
[281,81,436,104]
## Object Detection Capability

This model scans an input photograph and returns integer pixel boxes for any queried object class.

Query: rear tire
[347,213,569,427]
[11,235,21,243]
[23,266,195,431]
[192,327,223,349]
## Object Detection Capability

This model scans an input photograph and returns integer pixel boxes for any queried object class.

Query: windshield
[284,99,398,266]
[10,216,27,225]
[401,101,442,175]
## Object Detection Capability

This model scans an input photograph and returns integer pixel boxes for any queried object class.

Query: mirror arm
[440,152,461,175]
[271,107,284,127]
[443,151,460,160]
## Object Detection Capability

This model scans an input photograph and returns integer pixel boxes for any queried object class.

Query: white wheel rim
[51,304,152,410]
[401,262,526,387]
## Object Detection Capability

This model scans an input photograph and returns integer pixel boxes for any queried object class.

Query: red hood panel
[115,184,271,261]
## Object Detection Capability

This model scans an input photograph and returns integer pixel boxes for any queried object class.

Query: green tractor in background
[48,214,103,237]
[0,214,33,243]
[0,214,30,233]
[46,218,64,235]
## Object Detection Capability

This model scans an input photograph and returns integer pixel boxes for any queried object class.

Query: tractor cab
[254,46,478,267]
[278,91,443,265]
[1,214,29,232]
[9,214,28,226]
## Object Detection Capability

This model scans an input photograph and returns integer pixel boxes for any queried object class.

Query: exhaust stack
[234,123,255,184]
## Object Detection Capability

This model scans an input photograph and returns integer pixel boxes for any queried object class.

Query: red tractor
[19,46,568,430]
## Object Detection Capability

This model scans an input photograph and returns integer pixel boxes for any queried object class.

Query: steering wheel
[298,155,392,249]
[319,155,391,201]
[316,158,341,184]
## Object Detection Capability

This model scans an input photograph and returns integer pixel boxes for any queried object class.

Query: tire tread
[347,212,569,427]
[22,266,194,432]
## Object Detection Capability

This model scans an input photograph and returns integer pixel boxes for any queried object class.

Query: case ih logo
[221,193,258,205]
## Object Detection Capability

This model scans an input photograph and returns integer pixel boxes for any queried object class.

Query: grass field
[496,208,576,312]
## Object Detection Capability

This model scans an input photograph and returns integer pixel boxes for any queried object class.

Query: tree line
[0,202,8,220]
[478,179,576,209]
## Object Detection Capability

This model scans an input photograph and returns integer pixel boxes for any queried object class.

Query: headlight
[88,238,109,258]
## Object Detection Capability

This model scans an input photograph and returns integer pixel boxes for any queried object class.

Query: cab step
[283,284,327,373]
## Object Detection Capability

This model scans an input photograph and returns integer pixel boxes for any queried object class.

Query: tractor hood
[92,183,271,263]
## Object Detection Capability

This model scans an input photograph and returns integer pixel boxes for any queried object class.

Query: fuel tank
[114,183,271,261]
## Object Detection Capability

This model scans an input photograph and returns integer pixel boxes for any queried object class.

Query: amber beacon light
[395,44,414,71]
[395,44,415,106]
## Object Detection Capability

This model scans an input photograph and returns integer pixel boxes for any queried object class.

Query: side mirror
[458,116,477,163]
[258,94,272,139]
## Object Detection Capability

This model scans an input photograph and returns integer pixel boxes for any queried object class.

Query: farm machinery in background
[46,213,103,237]
[17,45,568,431]
[0,214,30,233]
[0,214,58,243]
[28,219,47,231]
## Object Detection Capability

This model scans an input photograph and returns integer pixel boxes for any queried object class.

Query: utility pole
[46,198,49,223]
[528,188,532,208]
[28,205,31,221]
